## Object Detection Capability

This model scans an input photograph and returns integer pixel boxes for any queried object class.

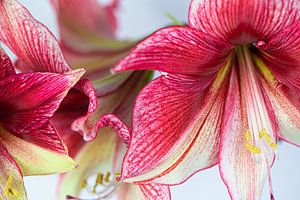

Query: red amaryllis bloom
[113,0,300,199]
[58,114,170,200]
[0,47,82,199]
[50,0,151,141]
[0,0,98,141]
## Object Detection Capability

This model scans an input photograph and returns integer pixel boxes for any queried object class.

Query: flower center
[235,46,277,160]
[70,171,120,200]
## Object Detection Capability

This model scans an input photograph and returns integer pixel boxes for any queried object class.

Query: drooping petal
[0,0,72,73]
[189,0,300,44]
[120,64,230,184]
[0,126,76,176]
[0,144,27,200]
[114,26,232,75]
[0,69,84,134]
[93,114,131,145]
[259,20,300,91]
[57,128,119,200]
[0,48,15,79]
[117,183,171,200]
[219,66,273,200]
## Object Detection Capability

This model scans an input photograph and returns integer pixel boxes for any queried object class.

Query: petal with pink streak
[259,68,300,147]
[0,69,84,134]
[117,183,171,200]
[259,20,300,92]
[120,67,229,184]
[189,0,300,43]
[0,48,15,79]
[0,143,27,200]
[0,0,71,73]
[114,26,232,75]
[219,67,273,200]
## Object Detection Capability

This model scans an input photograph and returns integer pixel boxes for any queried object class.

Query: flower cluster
[0,0,299,200]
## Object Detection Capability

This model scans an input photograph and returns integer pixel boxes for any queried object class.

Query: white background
[12,0,300,199]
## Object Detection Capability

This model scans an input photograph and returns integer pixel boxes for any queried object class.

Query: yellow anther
[80,179,88,189]
[114,172,121,178]
[270,143,278,151]
[104,172,111,183]
[245,129,251,142]
[95,173,104,185]
[259,129,271,143]
[245,143,262,154]
[4,175,19,197]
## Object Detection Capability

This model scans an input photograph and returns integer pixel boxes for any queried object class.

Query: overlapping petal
[189,0,300,44]
[259,20,300,91]
[0,48,15,79]
[0,144,26,200]
[259,66,300,147]
[0,70,84,134]
[114,26,232,75]
[119,66,230,184]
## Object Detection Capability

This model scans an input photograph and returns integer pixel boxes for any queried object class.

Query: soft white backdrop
[13,0,300,199]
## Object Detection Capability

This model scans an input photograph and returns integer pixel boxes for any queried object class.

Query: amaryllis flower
[50,0,152,141]
[0,0,98,141]
[0,47,82,199]
[58,114,170,200]
[113,0,300,199]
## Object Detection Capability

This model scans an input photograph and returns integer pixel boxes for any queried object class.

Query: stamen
[81,179,88,189]
[4,175,20,198]
[245,143,262,154]
[95,173,103,185]
[77,171,120,200]
[245,129,277,155]
[104,172,111,183]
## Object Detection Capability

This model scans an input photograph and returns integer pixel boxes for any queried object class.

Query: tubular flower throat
[113,0,300,199]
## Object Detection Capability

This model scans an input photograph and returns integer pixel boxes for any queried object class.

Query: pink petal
[120,71,228,184]
[52,0,116,41]
[0,69,84,134]
[0,143,27,199]
[219,67,273,200]
[189,0,300,44]
[0,48,15,79]
[260,71,300,147]
[117,183,171,200]
[139,184,171,200]
[259,20,300,91]
[17,122,68,155]
[114,26,232,75]
[92,114,131,145]
[0,0,72,73]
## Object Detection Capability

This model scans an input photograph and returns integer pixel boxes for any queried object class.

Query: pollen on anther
[245,143,262,154]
